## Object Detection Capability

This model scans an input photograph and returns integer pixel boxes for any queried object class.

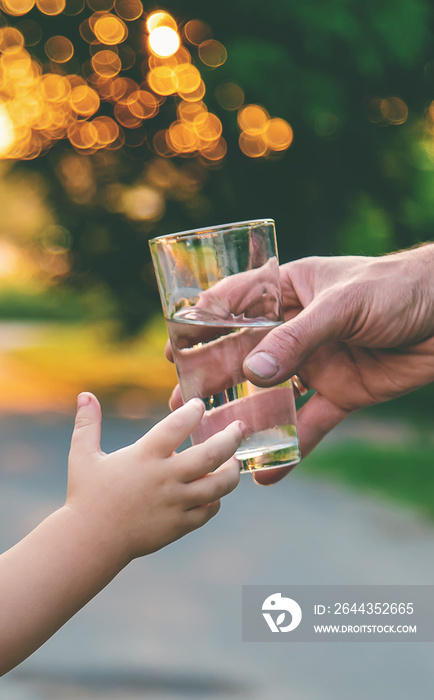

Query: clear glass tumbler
[149,219,300,473]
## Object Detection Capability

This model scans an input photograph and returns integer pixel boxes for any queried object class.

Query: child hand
[66,393,244,563]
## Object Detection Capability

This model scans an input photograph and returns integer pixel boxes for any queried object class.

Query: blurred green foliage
[303,438,434,517]
[12,0,434,331]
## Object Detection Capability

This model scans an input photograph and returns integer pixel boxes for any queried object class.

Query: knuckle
[74,416,92,431]
[273,323,305,357]
[201,449,218,472]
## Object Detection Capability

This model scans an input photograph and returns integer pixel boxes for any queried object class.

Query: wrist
[400,243,434,332]
[61,502,132,573]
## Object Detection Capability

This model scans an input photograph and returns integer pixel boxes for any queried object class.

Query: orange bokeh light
[68,120,98,149]
[177,100,207,124]
[2,0,35,16]
[91,49,122,77]
[198,40,227,68]
[40,74,71,102]
[178,79,206,103]
[0,27,25,52]
[239,131,268,158]
[45,36,75,63]
[167,120,197,153]
[0,1,293,163]
[148,45,191,71]
[92,115,119,144]
[264,118,293,151]
[127,90,158,119]
[200,136,227,161]
[94,13,128,44]
[147,65,177,96]
[113,98,142,128]
[174,63,201,94]
[193,112,222,142]
[36,0,66,15]
[114,0,143,21]
[69,84,100,117]
[63,0,85,15]
[237,104,269,134]
[146,11,177,33]
[184,19,212,46]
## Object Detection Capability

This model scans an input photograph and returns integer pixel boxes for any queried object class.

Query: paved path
[0,412,433,699]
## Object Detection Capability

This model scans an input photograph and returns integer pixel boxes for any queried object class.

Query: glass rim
[148,218,275,245]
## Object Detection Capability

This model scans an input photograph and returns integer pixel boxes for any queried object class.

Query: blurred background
[0,0,433,698]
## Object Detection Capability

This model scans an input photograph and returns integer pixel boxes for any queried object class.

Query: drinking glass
[149,219,300,472]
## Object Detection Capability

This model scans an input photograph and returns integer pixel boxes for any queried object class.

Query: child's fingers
[178,421,244,483]
[183,457,240,508]
[136,398,205,457]
[184,500,221,531]
[69,392,102,459]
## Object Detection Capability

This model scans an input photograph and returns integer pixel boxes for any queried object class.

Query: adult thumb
[70,392,102,458]
[244,295,340,386]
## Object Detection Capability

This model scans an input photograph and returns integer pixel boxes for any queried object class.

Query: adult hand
[245,244,434,483]
[167,244,434,485]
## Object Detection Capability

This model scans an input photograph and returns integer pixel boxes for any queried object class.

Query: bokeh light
[94,13,127,44]
[114,0,143,21]
[91,49,122,77]
[62,0,85,15]
[367,96,408,126]
[146,10,177,33]
[237,104,293,158]
[36,0,66,16]
[44,35,74,62]
[148,26,180,58]
[381,96,408,125]
[264,118,293,151]
[239,131,267,158]
[237,104,269,133]
[147,65,177,95]
[0,5,293,163]
[69,84,100,117]
[198,40,227,68]
[184,19,212,46]
[0,104,16,156]
[127,90,158,119]
[215,82,244,111]
[2,0,35,16]
[0,26,25,51]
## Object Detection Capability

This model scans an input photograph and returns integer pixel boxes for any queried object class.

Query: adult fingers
[69,392,102,459]
[165,324,271,402]
[169,384,183,411]
[165,338,174,362]
[244,292,343,387]
[253,392,349,485]
[178,421,244,482]
[136,398,205,457]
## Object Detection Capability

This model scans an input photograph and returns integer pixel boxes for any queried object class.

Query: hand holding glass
[149,220,300,472]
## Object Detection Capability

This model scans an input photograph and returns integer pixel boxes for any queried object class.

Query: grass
[302,436,434,518]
